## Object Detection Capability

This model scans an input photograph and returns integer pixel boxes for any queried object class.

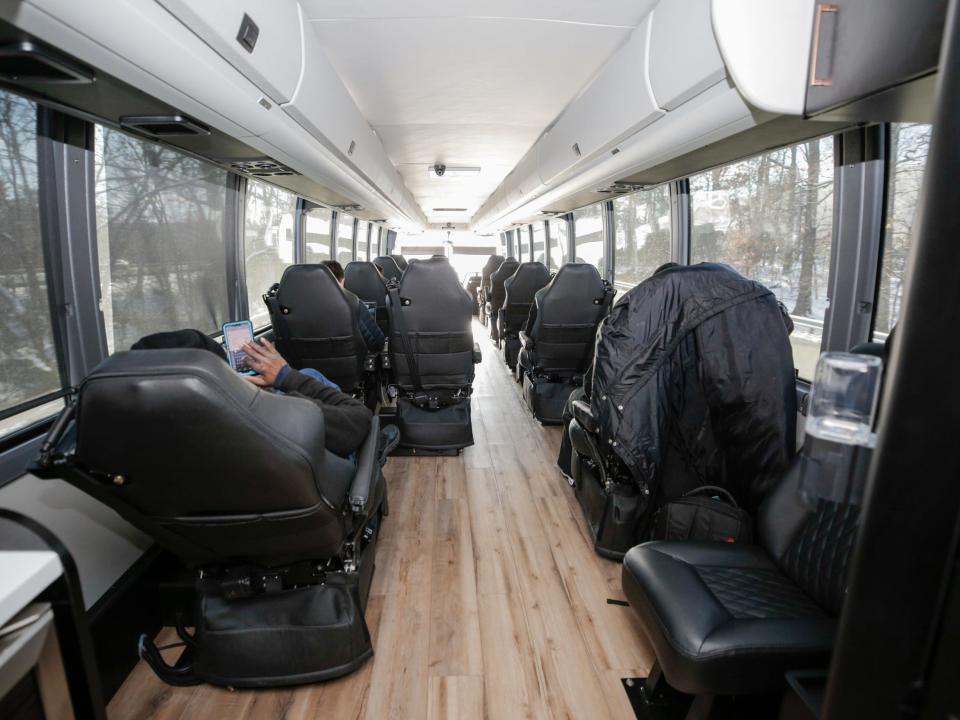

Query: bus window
[0,91,61,437]
[95,124,230,353]
[245,181,296,327]
[875,123,933,339]
[574,203,605,273]
[532,222,546,265]
[517,226,529,260]
[690,136,835,380]
[613,185,672,292]
[356,220,369,261]
[336,213,355,266]
[549,217,568,267]
[303,206,332,263]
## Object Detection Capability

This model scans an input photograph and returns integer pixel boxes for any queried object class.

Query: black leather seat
[500,261,550,370]
[34,349,386,686]
[387,256,480,450]
[390,254,408,272]
[478,255,504,325]
[517,263,613,422]
[465,273,482,317]
[263,264,370,394]
[486,257,519,342]
[622,464,855,696]
[373,255,403,283]
[344,261,390,335]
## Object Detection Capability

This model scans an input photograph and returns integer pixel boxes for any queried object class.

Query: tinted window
[574,203,604,273]
[336,213,354,266]
[613,186,671,291]
[549,217,568,268]
[95,125,229,352]
[690,136,835,380]
[304,206,331,263]
[532,222,546,265]
[875,123,932,339]
[0,92,61,431]
[244,181,296,327]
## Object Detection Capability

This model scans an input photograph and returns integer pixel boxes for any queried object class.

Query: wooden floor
[108,321,655,720]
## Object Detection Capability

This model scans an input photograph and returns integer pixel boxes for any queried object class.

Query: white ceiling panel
[303,3,656,224]
[302,0,656,28]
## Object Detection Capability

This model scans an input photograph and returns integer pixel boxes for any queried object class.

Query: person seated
[322,260,385,354]
[130,329,376,458]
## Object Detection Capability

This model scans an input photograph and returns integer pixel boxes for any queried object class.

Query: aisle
[109,321,653,720]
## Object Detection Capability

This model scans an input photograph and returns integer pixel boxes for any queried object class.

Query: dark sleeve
[277,368,372,456]
[357,300,385,353]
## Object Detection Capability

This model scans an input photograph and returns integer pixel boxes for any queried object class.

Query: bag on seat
[650,486,753,543]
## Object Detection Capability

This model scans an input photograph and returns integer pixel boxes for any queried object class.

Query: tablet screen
[223,322,255,373]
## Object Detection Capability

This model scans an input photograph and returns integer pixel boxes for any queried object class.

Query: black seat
[263,264,369,394]
[34,349,386,687]
[387,256,480,451]
[478,255,504,325]
[500,261,550,370]
[465,273,482,317]
[373,255,402,283]
[517,263,612,422]
[622,463,856,696]
[486,257,519,342]
[344,261,390,335]
[390,254,408,271]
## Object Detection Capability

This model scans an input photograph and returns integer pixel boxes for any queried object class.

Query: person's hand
[240,338,288,386]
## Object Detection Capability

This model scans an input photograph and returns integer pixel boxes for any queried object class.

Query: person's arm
[276,369,372,456]
[356,300,385,353]
[241,338,372,456]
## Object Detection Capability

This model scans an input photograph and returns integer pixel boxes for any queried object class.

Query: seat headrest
[373,255,402,282]
[537,263,607,320]
[344,261,388,306]
[505,262,550,299]
[390,254,408,270]
[397,256,472,327]
[491,259,520,286]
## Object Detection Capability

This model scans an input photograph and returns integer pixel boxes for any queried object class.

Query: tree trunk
[793,140,821,317]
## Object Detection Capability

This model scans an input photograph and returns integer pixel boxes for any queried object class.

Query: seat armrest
[473,342,482,364]
[571,400,597,435]
[348,416,380,514]
[519,331,534,350]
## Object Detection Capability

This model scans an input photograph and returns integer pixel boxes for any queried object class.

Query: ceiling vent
[432,208,468,212]
[120,115,210,137]
[225,158,301,177]
[0,41,95,84]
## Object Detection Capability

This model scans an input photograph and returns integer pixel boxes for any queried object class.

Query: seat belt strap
[387,286,424,393]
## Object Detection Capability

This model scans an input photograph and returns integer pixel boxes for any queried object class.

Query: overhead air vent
[225,158,301,177]
[597,182,645,194]
[0,41,95,84]
[120,115,210,137]
[432,208,468,212]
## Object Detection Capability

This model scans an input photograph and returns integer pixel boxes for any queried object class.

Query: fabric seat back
[344,261,390,335]
[73,349,352,566]
[390,254,408,271]
[373,256,402,283]
[388,256,475,390]
[266,264,367,392]
[529,263,609,375]
[503,262,550,335]
[480,255,504,299]
[488,258,519,315]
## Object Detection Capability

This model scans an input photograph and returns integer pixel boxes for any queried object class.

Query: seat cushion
[622,541,836,695]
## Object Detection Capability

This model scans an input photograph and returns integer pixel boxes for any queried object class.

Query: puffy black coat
[591,263,796,512]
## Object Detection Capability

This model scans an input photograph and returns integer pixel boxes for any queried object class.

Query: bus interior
[0,1,957,719]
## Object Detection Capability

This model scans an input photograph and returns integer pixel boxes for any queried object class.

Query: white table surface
[0,551,62,630]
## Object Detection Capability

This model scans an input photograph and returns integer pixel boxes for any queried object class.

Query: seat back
[390,254,408,271]
[344,261,389,335]
[529,263,610,375]
[388,256,475,390]
[72,349,353,566]
[502,262,550,335]
[480,255,504,297]
[488,257,519,314]
[265,264,366,392]
[373,255,402,282]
